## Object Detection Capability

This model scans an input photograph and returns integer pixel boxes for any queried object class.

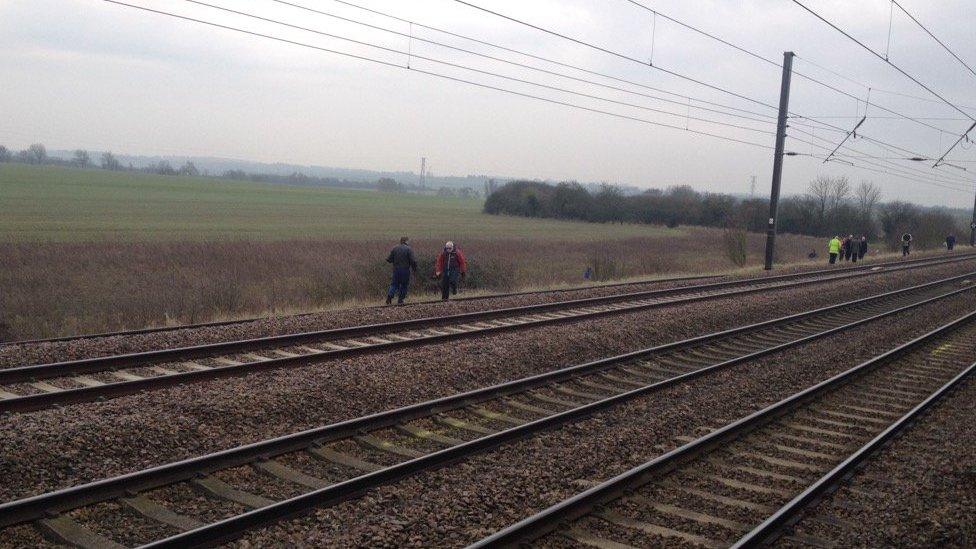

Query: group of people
[827,235,869,264]
[385,237,467,305]
[827,232,962,264]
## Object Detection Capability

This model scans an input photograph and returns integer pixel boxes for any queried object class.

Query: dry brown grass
[0,228,826,340]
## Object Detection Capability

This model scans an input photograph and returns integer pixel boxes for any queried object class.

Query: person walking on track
[946,233,957,251]
[902,233,913,256]
[828,236,841,265]
[858,236,868,261]
[385,236,418,305]
[435,241,467,301]
[845,234,855,261]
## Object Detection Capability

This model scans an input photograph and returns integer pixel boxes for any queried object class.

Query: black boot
[385,295,392,305]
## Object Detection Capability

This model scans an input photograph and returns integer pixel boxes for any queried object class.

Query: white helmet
[445,241,455,251]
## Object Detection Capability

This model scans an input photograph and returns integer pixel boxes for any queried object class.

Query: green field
[0,164,678,242]
[0,163,827,339]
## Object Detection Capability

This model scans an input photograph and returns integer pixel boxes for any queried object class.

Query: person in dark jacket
[434,241,467,300]
[845,235,855,261]
[858,236,868,260]
[946,233,956,251]
[902,233,913,256]
[385,236,418,305]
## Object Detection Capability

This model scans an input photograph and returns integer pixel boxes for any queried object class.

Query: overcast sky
[3,0,975,206]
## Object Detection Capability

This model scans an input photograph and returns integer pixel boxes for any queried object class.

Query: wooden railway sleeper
[433,414,495,436]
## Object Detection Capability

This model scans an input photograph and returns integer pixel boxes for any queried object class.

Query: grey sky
[2,0,974,207]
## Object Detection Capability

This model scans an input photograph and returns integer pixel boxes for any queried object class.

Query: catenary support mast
[764,51,795,270]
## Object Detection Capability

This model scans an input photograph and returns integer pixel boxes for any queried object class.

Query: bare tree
[73,149,91,168]
[100,151,121,171]
[827,176,851,211]
[178,161,199,176]
[855,180,882,215]
[807,175,833,222]
[807,175,851,224]
[26,143,47,165]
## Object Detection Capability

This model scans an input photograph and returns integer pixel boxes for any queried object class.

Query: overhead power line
[99,0,775,151]
[180,0,774,136]
[620,0,962,136]
[790,135,972,193]
[788,128,976,190]
[789,124,976,185]
[891,0,976,80]
[262,0,779,127]
[791,0,976,121]
[324,0,779,122]
[450,0,781,112]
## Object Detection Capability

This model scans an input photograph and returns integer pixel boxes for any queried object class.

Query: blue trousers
[441,269,460,300]
[387,267,411,302]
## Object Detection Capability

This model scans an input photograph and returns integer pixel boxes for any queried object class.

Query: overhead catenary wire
[180,0,775,136]
[891,0,976,80]
[791,0,976,121]
[262,0,781,127]
[98,0,776,151]
[453,0,966,151]
[792,142,972,193]
[789,124,976,186]
[324,0,779,122]
[619,0,964,136]
[97,0,972,199]
[788,130,975,191]
[450,0,782,112]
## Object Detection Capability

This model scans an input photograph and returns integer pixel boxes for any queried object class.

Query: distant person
[828,236,841,265]
[584,266,593,280]
[435,241,467,301]
[858,236,868,261]
[946,233,956,251]
[385,236,418,305]
[902,233,913,256]
[845,234,855,261]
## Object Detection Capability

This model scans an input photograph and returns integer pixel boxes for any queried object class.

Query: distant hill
[45,149,652,193]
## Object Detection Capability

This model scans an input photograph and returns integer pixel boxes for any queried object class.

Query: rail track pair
[2,270,974,547]
[2,253,973,414]
[475,302,976,548]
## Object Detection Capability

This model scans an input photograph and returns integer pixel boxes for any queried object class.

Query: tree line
[484,178,964,250]
[0,142,198,175]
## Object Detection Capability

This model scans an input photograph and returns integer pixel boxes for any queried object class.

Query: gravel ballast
[2,260,973,508]
[229,290,976,548]
[780,374,976,548]
[1,262,975,549]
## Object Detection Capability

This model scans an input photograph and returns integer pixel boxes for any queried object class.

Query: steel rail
[3,272,971,546]
[2,258,912,379]
[468,308,976,548]
[1,254,971,417]
[0,274,724,347]
[732,360,976,547]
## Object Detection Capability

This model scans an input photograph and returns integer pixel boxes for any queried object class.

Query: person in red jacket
[435,241,467,300]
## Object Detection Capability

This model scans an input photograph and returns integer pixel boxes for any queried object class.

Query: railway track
[471,308,976,548]
[0,273,722,347]
[1,271,972,548]
[1,254,972,414]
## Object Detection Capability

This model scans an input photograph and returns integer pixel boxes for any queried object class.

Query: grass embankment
[2,164,829,339]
